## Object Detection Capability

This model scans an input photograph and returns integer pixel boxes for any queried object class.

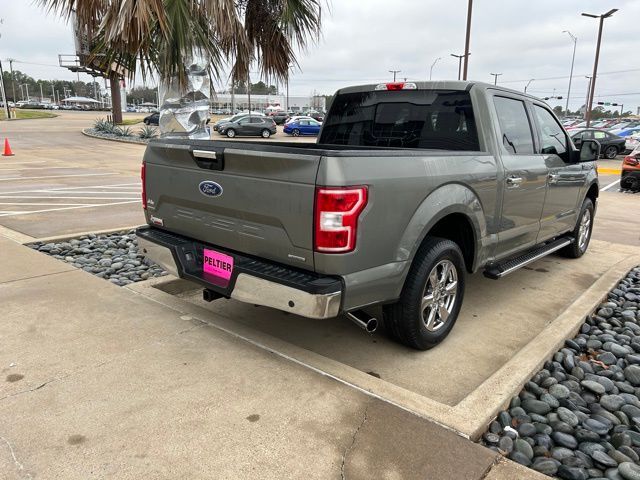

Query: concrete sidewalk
[0,234,537,479]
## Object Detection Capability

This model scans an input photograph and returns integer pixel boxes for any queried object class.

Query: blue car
[283,118,322,136]
[617,126,640,137]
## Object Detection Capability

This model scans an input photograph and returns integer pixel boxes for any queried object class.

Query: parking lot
[2,112,640,478]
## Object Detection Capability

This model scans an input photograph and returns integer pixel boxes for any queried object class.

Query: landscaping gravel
[84,128,151,144]
[30,230,167,286]
[483,266,640,479]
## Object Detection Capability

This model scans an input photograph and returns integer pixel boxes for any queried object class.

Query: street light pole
[7,58,16,104]
[582,8,618,127]
[429,57,441,81]
[524,79,534,93]
[388,70,401,82]
[462,0,473,80]
[450,54,465,81]
[490,73,502,85]
[0,60,10,119]
[563,31,577,116]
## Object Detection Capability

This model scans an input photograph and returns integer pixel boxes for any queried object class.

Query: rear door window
[493,96,534,154]
[320,89,480,150]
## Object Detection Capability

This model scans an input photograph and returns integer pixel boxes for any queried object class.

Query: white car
[625,133,640,153]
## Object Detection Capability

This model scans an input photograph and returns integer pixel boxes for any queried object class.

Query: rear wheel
[560,197,594,259]
[261,129,271,138]
[143,119,149,125]
[226,129,236,138]
[292,129,300,137]
[383,237,465,350]
[604,145,618,159]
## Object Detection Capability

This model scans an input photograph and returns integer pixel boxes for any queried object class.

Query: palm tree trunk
[109,73,123,124]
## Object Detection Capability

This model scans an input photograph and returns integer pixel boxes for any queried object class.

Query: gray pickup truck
[137,81,600,350]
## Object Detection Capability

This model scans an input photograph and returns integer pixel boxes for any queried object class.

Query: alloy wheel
[421,260,458,332]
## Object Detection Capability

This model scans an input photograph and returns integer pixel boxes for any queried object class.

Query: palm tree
[39,0,323,124]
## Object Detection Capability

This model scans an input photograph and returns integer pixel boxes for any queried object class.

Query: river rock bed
[483,266,640,479]
[30,230,167,286]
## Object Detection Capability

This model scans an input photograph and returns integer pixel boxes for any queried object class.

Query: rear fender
[397,183,487,271]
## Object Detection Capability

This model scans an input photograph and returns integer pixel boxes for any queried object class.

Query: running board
[483,237,573,279]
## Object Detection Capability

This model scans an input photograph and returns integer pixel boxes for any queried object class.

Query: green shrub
[138,125,158,139]
[93,118,112,133]
[113,126,133,137]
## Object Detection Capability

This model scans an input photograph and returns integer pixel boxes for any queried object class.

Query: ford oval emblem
[199,181,223,198]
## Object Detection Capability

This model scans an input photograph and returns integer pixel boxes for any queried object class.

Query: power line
[499,68,640,84]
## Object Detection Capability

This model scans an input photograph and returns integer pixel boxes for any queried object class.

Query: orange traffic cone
[2,138,14,156]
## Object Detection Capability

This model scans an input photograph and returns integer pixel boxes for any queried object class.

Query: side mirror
[579,139,600,162]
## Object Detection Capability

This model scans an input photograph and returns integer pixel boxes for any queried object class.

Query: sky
[0,0,638,113]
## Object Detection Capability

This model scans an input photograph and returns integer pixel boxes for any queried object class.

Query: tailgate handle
[192,149,224,171]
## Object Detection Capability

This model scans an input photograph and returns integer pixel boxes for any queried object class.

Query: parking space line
[0,161,47,165]
[601,179,621,192]
[0,196,139,200]
[0,200,139,217]
[0,173,117,182]
[0,202,97,206]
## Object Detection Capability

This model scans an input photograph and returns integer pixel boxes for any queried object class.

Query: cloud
[1,0,638,112]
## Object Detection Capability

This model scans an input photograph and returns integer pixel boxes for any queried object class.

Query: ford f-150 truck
[137,81,600,350]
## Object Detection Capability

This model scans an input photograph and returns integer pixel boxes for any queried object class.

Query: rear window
[319,89,480,150]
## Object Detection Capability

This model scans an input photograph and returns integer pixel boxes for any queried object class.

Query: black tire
[143,119,149,125]
[559,197,594,259]
[261,129,271,138]
[226,129,236,138]
[292,129,300,137]
[604,146,618,159]
[383,237,466,350]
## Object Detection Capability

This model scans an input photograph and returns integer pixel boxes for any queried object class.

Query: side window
[493,97,535,154]
[593,131,607,140]
[533,105,567,155]
[238,117,250,125]
[579,131,593,140]
[300,120,309,126]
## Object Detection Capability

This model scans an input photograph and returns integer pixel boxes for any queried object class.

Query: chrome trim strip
[497,239,571,277]
[137,237,342,319]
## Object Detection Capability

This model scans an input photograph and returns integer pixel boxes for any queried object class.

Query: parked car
[269,111,290,125]
[213,111,264,131]
[284,115,315,125]
[570,129,625,159]
[217,115,277,138]
[625,133,640,153]
[138,80,599,350]
[621,145,640,192]
[616,126,640,138]
[283,118,322,136]
[143,112,160,125]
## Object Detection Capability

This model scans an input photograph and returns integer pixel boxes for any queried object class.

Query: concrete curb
[456,255,640,439]
[0,224,35,243]
[81,128,149,146]
[24,224,145,245]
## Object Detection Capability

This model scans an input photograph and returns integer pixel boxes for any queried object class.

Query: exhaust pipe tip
[346,310,378,334]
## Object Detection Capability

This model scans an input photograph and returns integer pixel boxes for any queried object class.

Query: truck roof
[334,80,542,102]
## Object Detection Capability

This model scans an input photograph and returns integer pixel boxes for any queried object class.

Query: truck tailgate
[143,141,320,270]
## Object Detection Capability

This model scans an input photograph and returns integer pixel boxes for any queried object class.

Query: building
[209,93,325,112]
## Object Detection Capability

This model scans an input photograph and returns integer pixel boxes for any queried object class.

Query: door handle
[548,173,559,184]
[506,176,523,186]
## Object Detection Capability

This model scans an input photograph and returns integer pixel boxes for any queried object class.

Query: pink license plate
[203,248,234,281]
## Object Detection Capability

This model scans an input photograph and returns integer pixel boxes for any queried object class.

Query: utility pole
[39,82,44,103]
[388,70,401,82]
[524,79,534,94]
[584,76,592,119]
[7,58,16,104]
[462,0,473,80]
[490,73,502,85]
[450,54,466,81]
[429,57,441,81]
[582,8,618,127]
[563,31,577,116]
[0,60,10,119]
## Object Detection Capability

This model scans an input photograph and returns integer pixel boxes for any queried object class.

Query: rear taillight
[141,162,147,209]
[314,186,368,253]
[624,155,639,166]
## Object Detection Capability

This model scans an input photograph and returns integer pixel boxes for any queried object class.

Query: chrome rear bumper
[137,234,342,319]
